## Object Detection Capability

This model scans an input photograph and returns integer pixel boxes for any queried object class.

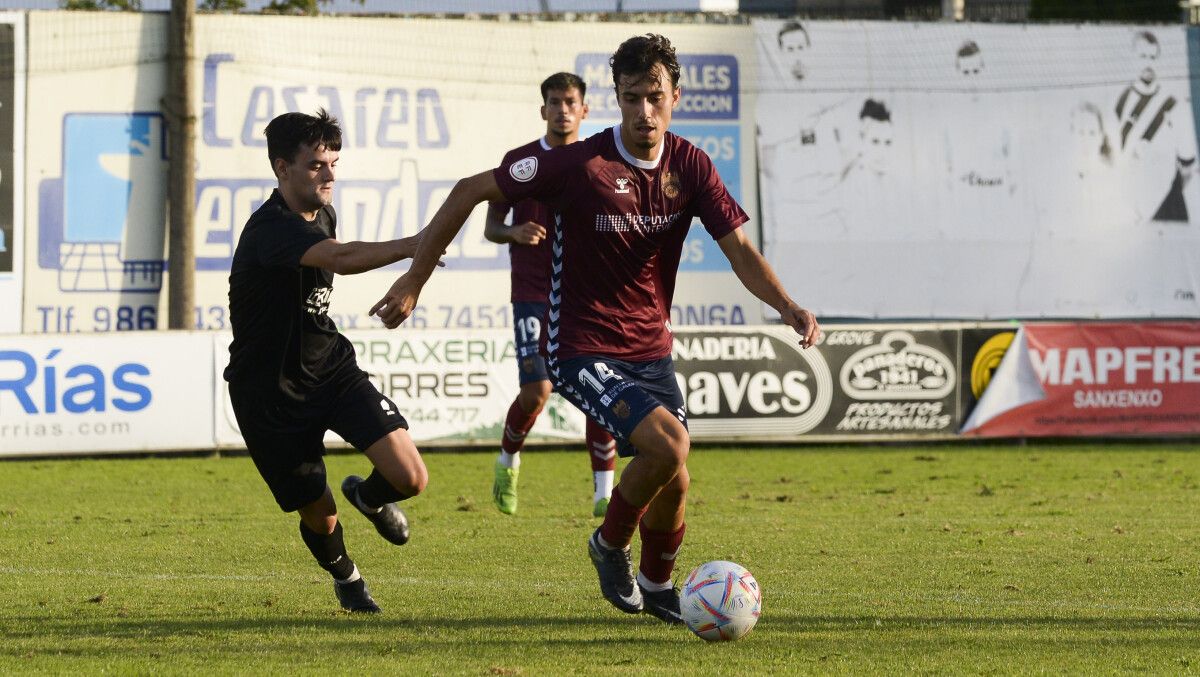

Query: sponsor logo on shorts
[613,400,631,419]
[509,156,538,182]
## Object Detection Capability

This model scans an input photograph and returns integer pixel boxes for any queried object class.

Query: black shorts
[551,355,687,458]
[229,371,408,512]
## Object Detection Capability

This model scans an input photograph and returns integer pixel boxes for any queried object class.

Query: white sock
[637,571,673,592]
[499,451,520,469]
[335,564,362,585]
[595,531,622,551]
[593,470,614,502]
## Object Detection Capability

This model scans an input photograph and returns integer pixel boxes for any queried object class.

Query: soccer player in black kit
[224,110,430,613]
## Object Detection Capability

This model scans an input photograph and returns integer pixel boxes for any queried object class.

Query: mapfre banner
[962,322,1200,437]
[755,20,1200,319]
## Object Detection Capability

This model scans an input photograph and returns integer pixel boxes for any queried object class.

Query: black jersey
[223,189,357,401]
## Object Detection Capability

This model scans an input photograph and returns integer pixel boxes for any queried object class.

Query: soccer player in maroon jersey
[483,72,618,518]
[372,34,820,624]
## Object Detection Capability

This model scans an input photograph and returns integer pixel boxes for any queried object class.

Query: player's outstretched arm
[370,170,505,328]
[300,233,442,276]
[716,228,821,348]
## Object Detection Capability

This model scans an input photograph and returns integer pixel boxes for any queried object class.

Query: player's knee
[672,465,691,494]
[640,423,690,474]
[660,423,691,468]
[301,512,338,536]
[409,465,429,496]
[397,461,428,497]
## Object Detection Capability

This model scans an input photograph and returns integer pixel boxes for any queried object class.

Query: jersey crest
[661,171,681,199]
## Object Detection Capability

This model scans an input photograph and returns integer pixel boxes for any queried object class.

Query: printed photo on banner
[755,21,1200,320]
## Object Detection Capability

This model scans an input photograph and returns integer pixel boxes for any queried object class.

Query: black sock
[356,469,408,509]
[299,520,355,581]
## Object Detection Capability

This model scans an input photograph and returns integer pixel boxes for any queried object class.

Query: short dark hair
[541,72,586,102]
[610,33,681,91]
[264,108,342,165]
[777,20,809,49]
[859,98,891,123]
[956,40,981,59]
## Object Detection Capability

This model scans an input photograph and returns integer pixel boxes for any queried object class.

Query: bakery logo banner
[818,327,959,435]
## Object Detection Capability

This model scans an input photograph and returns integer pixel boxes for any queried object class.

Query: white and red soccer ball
[680,560,762,641]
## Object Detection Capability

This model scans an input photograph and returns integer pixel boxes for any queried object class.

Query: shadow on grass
[0,613,661,640]
[762,614,1200,631]
[5,613,1199,642]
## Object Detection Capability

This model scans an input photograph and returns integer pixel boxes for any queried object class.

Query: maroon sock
[638,522,686,586]
[586,420,616,472]
[500,399,541,455]
[598,486,646,549]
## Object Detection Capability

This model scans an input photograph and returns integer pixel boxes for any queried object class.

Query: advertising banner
[959,324,1018,423]
[24,13,169,334]
[963,322,1200,437]
[24,13,760,336]
[755,20,1200,319]
[19,321,1187,457]
[814,326,960,436]
[0,332,215,456]
[672,326,834,439]
[672,323,981,440]
[212,329,589,448]
[0,13,23,334]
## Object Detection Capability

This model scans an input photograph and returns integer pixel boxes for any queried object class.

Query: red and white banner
[962,322,1200,437]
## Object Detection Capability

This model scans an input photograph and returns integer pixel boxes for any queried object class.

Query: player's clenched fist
[370,274,421,328]
[510,221,547,246]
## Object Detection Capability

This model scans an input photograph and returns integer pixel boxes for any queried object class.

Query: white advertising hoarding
[756,20,1200,319]
[0,332,214,456]
[23,12,169,334]
[212,329,590,448]
[23,13,761,336]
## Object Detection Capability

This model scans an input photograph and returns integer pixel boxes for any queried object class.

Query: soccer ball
[679,560,762,642]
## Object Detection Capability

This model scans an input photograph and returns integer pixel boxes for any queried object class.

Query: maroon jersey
[496,137,555,303]
[493,126,748,361]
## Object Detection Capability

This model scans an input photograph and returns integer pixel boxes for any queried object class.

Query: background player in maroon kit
[371,34,820,624]
[483,72,618,518]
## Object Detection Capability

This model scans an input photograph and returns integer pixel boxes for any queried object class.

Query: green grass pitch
[1,443,1197,674]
